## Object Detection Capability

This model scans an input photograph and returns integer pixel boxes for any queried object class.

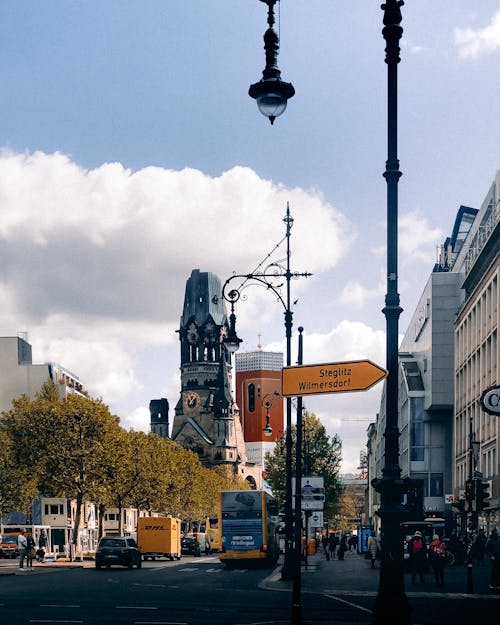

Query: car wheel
[95,563,101,570]
[127,561,133,569]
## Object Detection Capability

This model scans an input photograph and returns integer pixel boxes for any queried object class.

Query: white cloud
[121,406,150,432]
[399,211,442,267]
[0,149,354,413]
[338,277,385,308]
[455,10,500,59]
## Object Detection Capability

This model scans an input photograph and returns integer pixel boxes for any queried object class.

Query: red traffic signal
[465,479,475,503]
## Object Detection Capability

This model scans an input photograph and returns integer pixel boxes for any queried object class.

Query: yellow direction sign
[281,360,387,397]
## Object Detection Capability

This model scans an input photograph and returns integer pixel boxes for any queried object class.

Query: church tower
[171,269,250,475]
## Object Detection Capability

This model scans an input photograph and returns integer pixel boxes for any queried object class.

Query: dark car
[181,536,201,557]
[95,536,142,569]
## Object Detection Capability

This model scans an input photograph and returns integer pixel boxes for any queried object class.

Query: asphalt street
[0,550,499,625]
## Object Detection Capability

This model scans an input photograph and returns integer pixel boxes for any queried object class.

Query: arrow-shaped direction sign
[281,359,387,397]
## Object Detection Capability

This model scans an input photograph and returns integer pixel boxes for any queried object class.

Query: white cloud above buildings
[0,150,355,410]
[455,9,500,59]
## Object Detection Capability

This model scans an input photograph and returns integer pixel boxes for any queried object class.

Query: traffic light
[476,479,491,512]
[465,479,475,504]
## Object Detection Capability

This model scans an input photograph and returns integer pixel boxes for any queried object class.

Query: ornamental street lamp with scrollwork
[222,204,311,581]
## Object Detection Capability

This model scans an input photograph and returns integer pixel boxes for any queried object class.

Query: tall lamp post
[247,1,411,622]
[371,3,411,623]
[222,205,311,581]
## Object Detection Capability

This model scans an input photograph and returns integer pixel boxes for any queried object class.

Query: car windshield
[99,539,125,548]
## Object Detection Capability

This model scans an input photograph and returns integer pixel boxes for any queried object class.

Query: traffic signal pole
[466,417,475,594]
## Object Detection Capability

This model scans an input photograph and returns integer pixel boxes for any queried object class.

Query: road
[0,553,499,625]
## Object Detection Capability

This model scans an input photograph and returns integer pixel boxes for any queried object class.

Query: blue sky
[0,1,499,473]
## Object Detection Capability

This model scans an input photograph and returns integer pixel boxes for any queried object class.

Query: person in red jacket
[428,534,446,586]
[407,530,427,584]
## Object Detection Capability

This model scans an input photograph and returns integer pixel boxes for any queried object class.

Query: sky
[0,1,499,474]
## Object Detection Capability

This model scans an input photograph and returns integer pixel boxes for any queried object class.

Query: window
[45,503,63,515]
[248,384,255,412]
[430,473,443,497]
[410,397,425,461]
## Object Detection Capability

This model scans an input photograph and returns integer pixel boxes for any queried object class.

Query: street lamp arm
[222,271,311,313]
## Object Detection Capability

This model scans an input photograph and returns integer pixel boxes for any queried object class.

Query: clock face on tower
[183,391,200,412]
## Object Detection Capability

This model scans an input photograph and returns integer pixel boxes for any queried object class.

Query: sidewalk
[261,548,500,599]
[0,558,92,575]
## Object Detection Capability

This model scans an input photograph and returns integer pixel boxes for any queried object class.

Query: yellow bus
[218,490,279,567]
[204,517,220,552]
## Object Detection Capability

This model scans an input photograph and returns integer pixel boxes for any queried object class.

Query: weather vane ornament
[249,0,295,125]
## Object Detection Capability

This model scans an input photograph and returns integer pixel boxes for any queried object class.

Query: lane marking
[116,606,158,610]
[40,605,81,608]
[28,619,83,623]
[324,593,372,615]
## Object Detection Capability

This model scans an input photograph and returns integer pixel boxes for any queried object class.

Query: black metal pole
[466,416,474,594]
[372,3,411,624]
[291,326,304,624]
[282,203,295,580]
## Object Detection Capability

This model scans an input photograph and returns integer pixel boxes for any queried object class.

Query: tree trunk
[98,503,105,539]
[72,492,84,562]
[118,501,123,536]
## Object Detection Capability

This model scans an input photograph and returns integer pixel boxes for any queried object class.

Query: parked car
[181,536,201,557]
[95,536,142,569]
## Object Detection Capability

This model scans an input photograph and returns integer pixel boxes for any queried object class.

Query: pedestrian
[337,534,348,561]
[17,530,27,570]
[471,529,487,567]
[37,530,47,562]
[328,533,338,560]
[348,534,357,552]
[485,528,500,590]
[322,534,330,560]
[428,534,446,586]
[407,530,427,584]
[26,532,36,570]
[367,531,379,569]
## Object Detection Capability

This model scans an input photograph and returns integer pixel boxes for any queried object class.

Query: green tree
[264,411,343,518]
[0,428,38,518]
[2,386,122,556]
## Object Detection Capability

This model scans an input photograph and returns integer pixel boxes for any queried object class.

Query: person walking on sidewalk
[337,534,348,561]
[367,531,379,569]
[485,528,500,590]
[408,530,427,584]
[17,531,27,570]
[428,534,446,586]
[322,534,330,560]
[328,533,338,560]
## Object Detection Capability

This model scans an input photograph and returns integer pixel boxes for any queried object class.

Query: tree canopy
[264,410,343,520]
[0,381,250,544]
